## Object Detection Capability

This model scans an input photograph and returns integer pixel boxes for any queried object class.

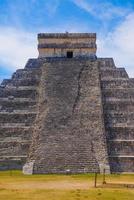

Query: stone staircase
[25,58,109,174]
[100,58,134,173]
[0,59,41,170]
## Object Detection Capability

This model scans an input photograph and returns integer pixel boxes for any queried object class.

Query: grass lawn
[0,171,134,200]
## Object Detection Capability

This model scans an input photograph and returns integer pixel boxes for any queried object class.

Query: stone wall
[38,47,96,58]
[38,33,97,58]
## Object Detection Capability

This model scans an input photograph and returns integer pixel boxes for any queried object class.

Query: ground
[0,171,134,200]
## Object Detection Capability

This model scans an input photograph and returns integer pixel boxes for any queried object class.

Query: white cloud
[0,11,134,80]
[0,27,38,71]
[0,21,89,76]
[97,13,134,77]
[72,0,130,20]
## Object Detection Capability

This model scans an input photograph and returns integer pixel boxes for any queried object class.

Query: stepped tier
[0,156,27,170]
[108,140,134,155]
[1,68,41,86]
[106,127,134,140]
[103,101,134,112]
[0,126,31,139]
[109,157,134,173]
[104,111,134,126]
[0,60,42,170]
[0,86,38,99]
[0,113,36,123]
[0,56,134,173]
[98,58,116,69]
[0,141,30,156]
[100,65,134,173]
[101,79,134,89]
[103,88,134,99]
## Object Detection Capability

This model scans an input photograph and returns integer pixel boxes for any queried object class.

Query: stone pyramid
[0,33,133,174]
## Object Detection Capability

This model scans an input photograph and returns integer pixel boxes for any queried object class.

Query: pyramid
[0,33,133,174]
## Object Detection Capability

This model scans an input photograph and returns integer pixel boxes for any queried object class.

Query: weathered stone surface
[100,58,134,173]
[24,59,109,174]
[38,33,96,58]
[0,65,41,170]
[0,32,134,173]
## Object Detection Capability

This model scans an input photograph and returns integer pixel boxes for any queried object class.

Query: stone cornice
[38,33,96,39]
[38,43,97,49]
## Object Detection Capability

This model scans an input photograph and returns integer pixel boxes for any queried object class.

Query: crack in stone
[72,65,85,113]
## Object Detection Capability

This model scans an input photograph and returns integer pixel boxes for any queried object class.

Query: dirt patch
[1,180,95,190]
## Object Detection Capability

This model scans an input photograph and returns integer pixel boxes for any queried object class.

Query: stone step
[0,136,31,142]
[0,155,27,159]
[0,110,36,114]
[104,112,134,124]
[1,86,37,90]
[109,157,134,173]
[109,155,134,157]
[101,77,129,80]
[0,113,36,123]
[104,97,133,102]
[35,161,99,173]
[12,68,41,79]
[0,87,38,98]
[108,141,134,155]
[9,78,40,87]
[105,120,134,127]
[107,124,134,128]
[103,87,134,91]
[0,79,11,86]
[108,140,134,146]
[100,67,124,71]
[103,102,134,112]
[0,139,31,143]
[98,58,116,68]
[0,126,31,139]
[106,127,134,140]
[101,79,134,89]
[0,123,31,127]
[100,68,128,79]
[100,66,126,70]
[0,141,30,156]
[0,156,27,170]
[0,98,37,111]
[0,97,36,103]
[103,88,134,99]
[0,98,37,112]
[1,74,40,87]
[24,58,44,69]
[109,139,134,142]
[104,111,134,118]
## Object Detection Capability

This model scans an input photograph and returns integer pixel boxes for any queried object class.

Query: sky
[0,0,134,82]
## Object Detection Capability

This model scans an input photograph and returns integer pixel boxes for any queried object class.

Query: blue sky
[0,0,134,82]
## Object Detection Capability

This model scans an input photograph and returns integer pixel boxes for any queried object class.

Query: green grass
[0,170,134,200]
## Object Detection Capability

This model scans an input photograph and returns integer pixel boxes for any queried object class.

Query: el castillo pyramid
[0,33,133,174]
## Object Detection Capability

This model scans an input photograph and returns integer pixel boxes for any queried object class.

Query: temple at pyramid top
[38,32,97,58]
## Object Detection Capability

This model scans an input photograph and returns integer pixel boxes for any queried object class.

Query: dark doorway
[67,51,73,58]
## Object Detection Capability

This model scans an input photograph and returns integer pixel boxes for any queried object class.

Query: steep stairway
[24,58,109,174]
